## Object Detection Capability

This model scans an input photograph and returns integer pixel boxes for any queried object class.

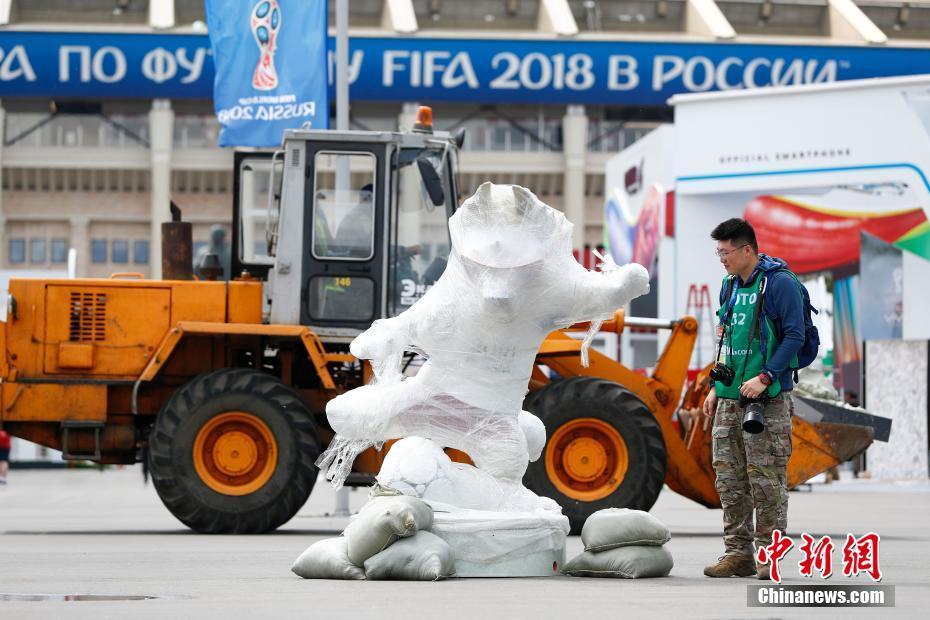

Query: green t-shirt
[714,274,781,400]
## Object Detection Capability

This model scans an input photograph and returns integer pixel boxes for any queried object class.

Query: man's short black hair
[711,218,758,253]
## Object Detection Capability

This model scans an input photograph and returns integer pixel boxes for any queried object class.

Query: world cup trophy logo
[250,0,281,90]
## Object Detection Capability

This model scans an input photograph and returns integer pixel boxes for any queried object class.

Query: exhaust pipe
[161,200,193,280]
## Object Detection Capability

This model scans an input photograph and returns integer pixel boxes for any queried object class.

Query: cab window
[312,152,376,261]
[237,157,277,265]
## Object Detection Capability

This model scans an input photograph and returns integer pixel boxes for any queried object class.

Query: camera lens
[742,401,765,434]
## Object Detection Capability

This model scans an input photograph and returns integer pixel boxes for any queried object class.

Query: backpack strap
[759,268,804,334]
[756,275,770,362]
[760,267,813,384]
[714,276,738,367]
[735,274,767,383]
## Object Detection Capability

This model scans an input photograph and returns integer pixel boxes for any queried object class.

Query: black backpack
[761,269,820,378]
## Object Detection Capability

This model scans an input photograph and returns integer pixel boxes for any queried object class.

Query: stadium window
[133,240,150,264]
[91,239,108,264]
[30,239,47,264]
[9,238,25,264]
[51,238,68,264]
[111,240,129,264]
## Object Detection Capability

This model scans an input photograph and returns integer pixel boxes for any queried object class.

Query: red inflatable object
[744,196,927,275]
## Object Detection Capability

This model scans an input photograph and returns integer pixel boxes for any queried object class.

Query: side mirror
[417,158,445,206]
[422,256,447,285]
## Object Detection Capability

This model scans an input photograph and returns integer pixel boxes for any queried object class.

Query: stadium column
[382,0,418,34]
[149,0,175,29]
[398,101,419,132]
[685,0,736,38]
[397,102,423,254]
[538,0,579,36]
[563,105,587,249]
[69,216,89,277]
[149,99,174,279]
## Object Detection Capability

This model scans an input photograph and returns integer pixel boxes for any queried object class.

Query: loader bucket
[787,418,875,488]
[787,394,892,487]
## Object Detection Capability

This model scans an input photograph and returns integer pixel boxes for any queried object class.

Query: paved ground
[0,467,928,619]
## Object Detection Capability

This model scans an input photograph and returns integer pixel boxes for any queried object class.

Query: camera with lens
[739,395,766,434]
[709,362,735,386]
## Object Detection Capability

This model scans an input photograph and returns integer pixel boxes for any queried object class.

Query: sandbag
[291,537,365,580]
[581,508,671,552]
[343,495,434,566]
[363,531,456,581]
[562,545,674,579]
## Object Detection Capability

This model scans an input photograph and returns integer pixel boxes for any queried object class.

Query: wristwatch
[758,372,772,386]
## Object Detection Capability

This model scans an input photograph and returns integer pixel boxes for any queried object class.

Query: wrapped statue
[318,182,650,516]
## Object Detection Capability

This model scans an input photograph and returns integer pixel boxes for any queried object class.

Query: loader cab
[232,110,461,338]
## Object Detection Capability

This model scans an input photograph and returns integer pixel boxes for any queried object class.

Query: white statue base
[451,547,566,578]
[431,510,568,577]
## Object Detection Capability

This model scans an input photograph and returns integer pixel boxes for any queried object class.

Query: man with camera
[701,218,806,580]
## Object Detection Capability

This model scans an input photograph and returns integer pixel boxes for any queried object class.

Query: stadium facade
[2,0,930,280]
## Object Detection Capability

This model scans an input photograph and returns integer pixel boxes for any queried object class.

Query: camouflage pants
[712,393,793,557]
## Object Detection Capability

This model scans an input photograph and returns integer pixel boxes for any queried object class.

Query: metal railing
[3,112,655,154]
[173,115,221,149]
[586,121,653,153]
[3,113,149,148]
[457,117,564,152]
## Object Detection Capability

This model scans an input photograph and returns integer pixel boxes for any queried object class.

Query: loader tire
[523,377,667,535]
[148,368,320,534]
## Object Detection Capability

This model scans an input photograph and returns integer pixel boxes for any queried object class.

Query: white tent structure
[606,74,930,479]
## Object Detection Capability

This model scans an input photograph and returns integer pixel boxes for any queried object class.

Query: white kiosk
[606,75,930,480]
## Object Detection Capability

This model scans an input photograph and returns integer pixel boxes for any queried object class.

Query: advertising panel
[5,32,930,104]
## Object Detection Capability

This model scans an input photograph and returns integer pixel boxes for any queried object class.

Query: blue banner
[205,0,328,147]
[3,30,930,106]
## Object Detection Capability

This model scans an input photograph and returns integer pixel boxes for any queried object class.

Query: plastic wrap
[318,182,650,493]
[376,437,559,513]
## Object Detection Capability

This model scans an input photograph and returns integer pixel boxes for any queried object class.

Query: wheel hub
[212,431,258,476]
[545,417,629,502]
[193,412,278,496]
[562,436,608,482]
